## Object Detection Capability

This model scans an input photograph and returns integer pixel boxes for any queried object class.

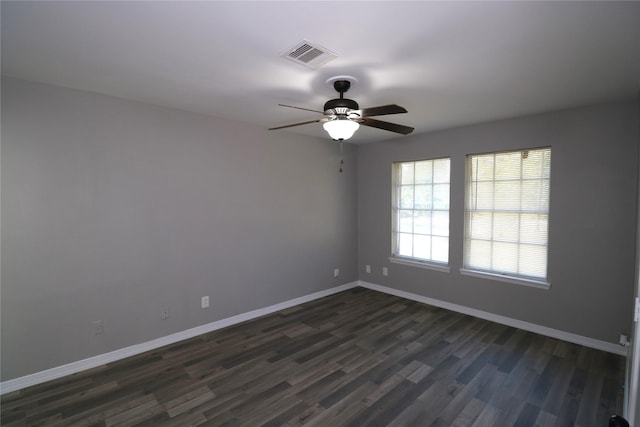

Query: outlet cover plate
[92,320,104,335]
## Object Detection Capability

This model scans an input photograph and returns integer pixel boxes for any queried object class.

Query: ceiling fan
[269,79,414,141]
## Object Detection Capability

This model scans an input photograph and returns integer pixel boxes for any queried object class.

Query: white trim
[1,279,625,395]
[459,268,550,290]
[0,282,359,395]
[357,280,627,356]
[389,256,450,273]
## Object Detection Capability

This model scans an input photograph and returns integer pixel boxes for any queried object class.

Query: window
[463,147,551,285]
[392,158,450,266]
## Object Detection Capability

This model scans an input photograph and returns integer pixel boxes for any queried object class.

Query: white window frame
[391,157,451,271]
[461,147,551,288]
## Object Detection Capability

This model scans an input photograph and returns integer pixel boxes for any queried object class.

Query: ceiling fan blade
[268,118,324,130]
[353,104,408,117]
[359,117,414,135]
[278,104,325,114]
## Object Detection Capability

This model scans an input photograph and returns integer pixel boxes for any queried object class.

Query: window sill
[459,268,550,290]
[389,257,450,273]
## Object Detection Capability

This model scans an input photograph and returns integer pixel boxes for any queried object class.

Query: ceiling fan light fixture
[323,119,359,141]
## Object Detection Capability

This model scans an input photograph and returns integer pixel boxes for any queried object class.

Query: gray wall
[2,77,637,382]
[1,77,359,381]
[358,101,638,344]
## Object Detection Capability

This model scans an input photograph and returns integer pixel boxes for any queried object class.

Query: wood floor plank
[452,397,485,426]
[471,403,502,427]
[1,287,625,426]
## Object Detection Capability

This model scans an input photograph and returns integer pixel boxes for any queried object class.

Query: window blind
[392,158,450,264]
[464,148,551,281]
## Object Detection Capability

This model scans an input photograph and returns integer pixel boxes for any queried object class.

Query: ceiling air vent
[281,39,337,69]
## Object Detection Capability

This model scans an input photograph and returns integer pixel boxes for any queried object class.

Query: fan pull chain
[339,141,344,173]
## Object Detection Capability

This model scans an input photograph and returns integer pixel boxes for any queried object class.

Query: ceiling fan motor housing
[324,98,359,114]
[324,79,359,114]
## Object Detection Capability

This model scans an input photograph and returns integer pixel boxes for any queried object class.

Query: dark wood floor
[1,287,625,427]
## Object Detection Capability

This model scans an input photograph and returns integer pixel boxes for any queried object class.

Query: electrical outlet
[201,296,210,309]
[334,268,339,278]
[382,267,388,276]
[365,264,371,273]
[92,320,104,335]
[161,307,170,320]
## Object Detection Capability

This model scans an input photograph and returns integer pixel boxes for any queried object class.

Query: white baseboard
[358,280,628,357]
[2,279,625,395]
[0,281,359,395]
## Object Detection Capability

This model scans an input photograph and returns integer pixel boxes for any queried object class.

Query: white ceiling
[2,1,640,143]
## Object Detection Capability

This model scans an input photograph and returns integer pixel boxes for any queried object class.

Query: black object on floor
[609,414,630,427]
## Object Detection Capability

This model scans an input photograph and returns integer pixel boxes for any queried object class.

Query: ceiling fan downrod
[324,80,359,114]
